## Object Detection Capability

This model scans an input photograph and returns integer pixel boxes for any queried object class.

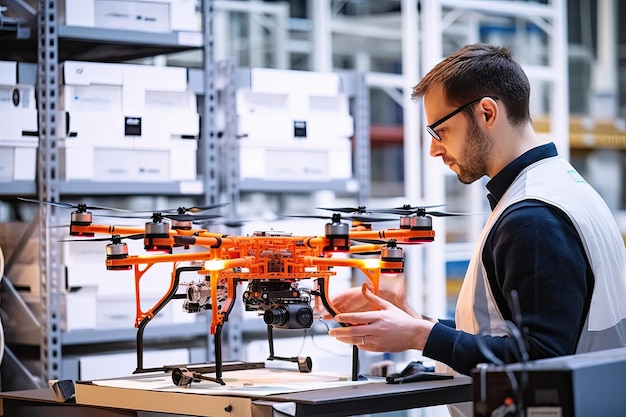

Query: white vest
[456,156,626,350]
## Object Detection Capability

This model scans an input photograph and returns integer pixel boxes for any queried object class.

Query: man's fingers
[333,310,384,326]
[361,283,398,310]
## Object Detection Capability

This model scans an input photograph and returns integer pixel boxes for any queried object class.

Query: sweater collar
[485,143,558,210]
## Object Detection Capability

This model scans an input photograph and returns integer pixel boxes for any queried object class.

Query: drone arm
[73,224,145,236]
[303,236,327,250]
[201,256,254,333]
[106,251,216,269]
[348,244,383,254]
[132,262,163,327]
[303,256,381,294]
[350,228,435,242]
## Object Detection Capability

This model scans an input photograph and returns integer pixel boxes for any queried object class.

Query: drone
[20,198,460,385]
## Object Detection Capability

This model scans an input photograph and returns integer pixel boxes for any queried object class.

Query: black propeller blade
[130,203,230,214]
[164,213,223,222]
[18,197,131,213]
[316,206,370,214]
[282,213,396,223]
[59,233,145,243]
[369,204,471,217]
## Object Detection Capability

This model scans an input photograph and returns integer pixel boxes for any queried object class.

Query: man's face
[424,86,492,184]
[452,115,492,184]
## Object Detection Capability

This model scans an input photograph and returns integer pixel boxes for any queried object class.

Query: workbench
[0,375,472,417]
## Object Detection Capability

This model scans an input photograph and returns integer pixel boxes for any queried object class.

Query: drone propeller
[316,206,370,214]
[164,213,223,222]
[351,237,409,246]
[282,212,396,224]
[18,197,131,213]
[129,203,230,214]
[196,218,248,228]
[59,233,145,243]
[92,212,223,223]
[369,204,470,217]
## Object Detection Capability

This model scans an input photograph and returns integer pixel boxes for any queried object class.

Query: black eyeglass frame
[426,96,499,141]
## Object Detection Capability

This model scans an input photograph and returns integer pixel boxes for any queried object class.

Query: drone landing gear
[171,366,226,386]
[266,324,313,373]
[134,266,200,374]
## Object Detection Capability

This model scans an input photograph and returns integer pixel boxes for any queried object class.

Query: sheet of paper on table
[90,367,380,397]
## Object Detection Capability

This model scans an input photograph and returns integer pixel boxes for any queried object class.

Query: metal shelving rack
[194,61,370,362]
[1,0,371,388]
[0,0,219,388]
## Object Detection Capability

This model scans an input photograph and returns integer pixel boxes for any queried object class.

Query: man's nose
[429,138,443,157]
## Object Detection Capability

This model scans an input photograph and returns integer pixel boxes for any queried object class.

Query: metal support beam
[37,0,62,383]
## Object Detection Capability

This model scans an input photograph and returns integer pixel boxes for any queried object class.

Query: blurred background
[0,2,623,415]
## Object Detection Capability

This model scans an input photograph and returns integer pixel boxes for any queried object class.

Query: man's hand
[316,274,420,319]
[327,284,434,352]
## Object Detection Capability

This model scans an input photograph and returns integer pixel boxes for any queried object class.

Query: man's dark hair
[412,43,531,127]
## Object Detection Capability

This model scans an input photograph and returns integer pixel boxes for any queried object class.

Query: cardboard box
[0,222,39,269]
[5,262,40,296]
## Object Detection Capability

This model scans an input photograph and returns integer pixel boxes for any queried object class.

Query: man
[326,44,626,415]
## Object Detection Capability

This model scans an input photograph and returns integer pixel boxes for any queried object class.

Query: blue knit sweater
[423,143,593,375]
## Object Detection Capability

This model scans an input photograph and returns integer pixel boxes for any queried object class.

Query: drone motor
[380,240,404,274]
[144,217,172,252]
[70,210,94,237]
[323,214,350,252]
[399,215,433,230]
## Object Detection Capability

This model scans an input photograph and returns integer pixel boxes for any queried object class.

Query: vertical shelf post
[37,0,62,382]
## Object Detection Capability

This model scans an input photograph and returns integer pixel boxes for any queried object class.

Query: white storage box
[61,61,124,112]
[133,112,199,149]
[0,141,38,181]
[96,294,195,329]
[78,348,190,380]
[60,61,127,147]
[61,0,200,33]
[236,68,354,181]
[22,286,98,332]
[60,111,132,149]
[0,61,17,85]
[239,139,352,181]
[124,64,199,148]
[60,61,199,150]
[62,234,177,296]
[60,136,197,182]
[237,68,354,143]
[0,84,38,143]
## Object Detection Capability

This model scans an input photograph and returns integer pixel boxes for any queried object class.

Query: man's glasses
[426,97,498,141]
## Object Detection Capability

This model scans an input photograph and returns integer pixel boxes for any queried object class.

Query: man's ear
[481,97,498,127]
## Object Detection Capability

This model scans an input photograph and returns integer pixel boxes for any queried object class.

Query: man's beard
[455,116,492,184]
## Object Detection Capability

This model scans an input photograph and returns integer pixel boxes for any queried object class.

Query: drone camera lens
[264,307,288,327]
[263,304,314,329]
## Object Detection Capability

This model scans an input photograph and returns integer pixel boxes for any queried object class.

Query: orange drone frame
[26,198,440,385]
